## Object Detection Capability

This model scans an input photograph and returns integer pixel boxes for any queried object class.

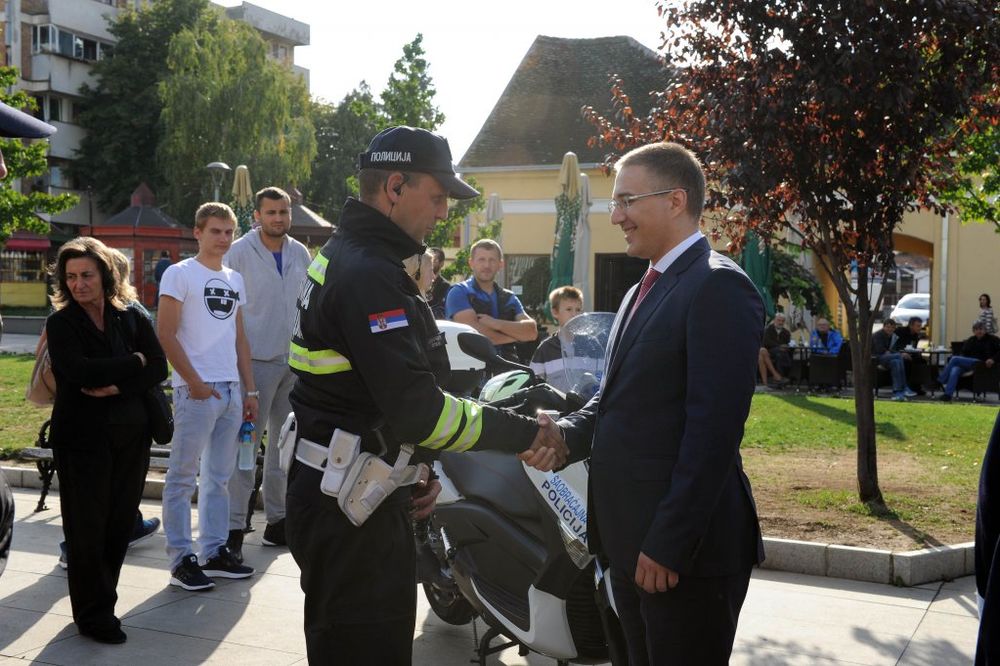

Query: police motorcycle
[417,313,627,665]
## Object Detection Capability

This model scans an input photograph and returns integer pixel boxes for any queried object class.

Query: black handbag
[122,308,174,444]
[144,385,174,445]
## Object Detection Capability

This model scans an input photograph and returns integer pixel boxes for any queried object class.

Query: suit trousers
[229,360,294,529]
[610,565,752,666]
[55,425,150,633]
[285,461,416,665]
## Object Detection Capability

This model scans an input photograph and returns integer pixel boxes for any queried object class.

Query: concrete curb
[2,464,975,587]
[759,536,975,586]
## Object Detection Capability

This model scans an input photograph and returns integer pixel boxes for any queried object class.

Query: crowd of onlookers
[756,293,1000,401]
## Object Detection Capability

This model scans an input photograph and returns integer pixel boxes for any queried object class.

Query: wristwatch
[245,390,260,398]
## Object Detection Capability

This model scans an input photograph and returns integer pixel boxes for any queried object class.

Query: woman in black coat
[46,237,167,644]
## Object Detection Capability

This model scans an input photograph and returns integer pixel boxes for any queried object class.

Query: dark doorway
[595,253,647,312]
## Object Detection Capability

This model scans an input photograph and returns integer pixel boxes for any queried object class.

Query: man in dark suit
[527,141,765,664]
[975,409,1000,666]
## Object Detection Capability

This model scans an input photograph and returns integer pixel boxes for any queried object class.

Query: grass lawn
[743,393,996,550]
[0,354,49,456]
[1,352,994,549]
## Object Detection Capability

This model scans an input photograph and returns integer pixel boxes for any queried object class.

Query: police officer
[285,125,566,664]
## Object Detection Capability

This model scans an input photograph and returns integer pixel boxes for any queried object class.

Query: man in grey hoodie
[224,187,311,558]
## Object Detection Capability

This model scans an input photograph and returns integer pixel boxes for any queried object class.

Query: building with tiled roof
[461,35,664,170]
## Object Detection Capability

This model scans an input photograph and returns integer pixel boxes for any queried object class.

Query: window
[31,25,52,53]
[57,29,74,57]
[47,97,61,122]
[33,25,111,62]
[503,255,551,313]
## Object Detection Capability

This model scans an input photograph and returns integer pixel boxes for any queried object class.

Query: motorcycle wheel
[422,581,475,625]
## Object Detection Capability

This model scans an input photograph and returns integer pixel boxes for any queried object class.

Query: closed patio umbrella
[739,230,776,319]
[572,173,592,311]
[547,152,581,318]
[231,165,254,235]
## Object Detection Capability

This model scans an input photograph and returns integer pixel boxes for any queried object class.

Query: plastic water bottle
[237,421,256,471]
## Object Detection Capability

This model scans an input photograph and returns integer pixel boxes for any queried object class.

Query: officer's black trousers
[54,425,150,634]
[286,461,416,665]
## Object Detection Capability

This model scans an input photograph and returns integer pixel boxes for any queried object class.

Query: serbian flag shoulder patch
[369,308,408,333]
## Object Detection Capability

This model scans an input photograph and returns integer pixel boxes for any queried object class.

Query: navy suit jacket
[562,238,766,578]
[975,408,1000,665]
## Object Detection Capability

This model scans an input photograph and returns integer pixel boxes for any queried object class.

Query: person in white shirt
[157,203,258,591]
[224,187,311,558]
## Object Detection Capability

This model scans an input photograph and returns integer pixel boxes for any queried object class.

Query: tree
[158,17,315,224]
[381,34,445,130]
[71,0,213,214]
[304,85,380,219]
[938,105,1000,232]
[585,1,1000,506]
[0,67,77,243]
[305,34,446,220]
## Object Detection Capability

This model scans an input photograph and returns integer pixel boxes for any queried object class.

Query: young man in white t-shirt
[157,203,258,591]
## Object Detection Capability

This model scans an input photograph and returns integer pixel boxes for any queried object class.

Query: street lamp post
[205,161,231,202]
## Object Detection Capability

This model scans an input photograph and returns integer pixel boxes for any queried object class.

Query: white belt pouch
[338,444,424,527]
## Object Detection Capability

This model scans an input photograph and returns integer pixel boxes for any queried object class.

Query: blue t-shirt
[272,251,283,276]
[444,278,526,320]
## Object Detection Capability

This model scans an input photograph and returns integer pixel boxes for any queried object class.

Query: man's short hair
[470,238,503,261]
[616,142,707,220]
[549,286,583,311]
[255,186,291,210]
[195,202,237,230]
[429,247,446,263]
[973,321,986,332]
[883,319,897,327]
[908,316,923,327]
[358,169,425,202]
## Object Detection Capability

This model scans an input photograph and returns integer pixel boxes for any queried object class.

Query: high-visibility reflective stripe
[307,254,329,285]
[419,395,484,452]
[288,342,351,375]
[421,395,462,450]
[450,401,483,452]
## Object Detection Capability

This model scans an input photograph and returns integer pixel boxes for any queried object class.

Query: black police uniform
[286,198,538,664]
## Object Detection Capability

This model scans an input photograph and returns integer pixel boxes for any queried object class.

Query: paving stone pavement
[0,488,981,664]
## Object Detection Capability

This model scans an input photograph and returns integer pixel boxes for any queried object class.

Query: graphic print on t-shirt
[204,278,239,319]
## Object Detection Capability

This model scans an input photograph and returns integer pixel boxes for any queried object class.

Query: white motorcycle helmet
[480,370,532,402]
[437,320,487,396]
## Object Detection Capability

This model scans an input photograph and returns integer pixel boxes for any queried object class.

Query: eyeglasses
[607,187,688,214]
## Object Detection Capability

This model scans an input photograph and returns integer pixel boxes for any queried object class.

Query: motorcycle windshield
[557,312,615,401]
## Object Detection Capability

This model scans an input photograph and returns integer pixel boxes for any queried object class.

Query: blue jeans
[938,356,979,397]
[878,352,907,393]
[163,381,242,569]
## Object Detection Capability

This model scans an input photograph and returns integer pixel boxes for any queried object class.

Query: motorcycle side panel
[439,450,541,520]
[470,581,577,661]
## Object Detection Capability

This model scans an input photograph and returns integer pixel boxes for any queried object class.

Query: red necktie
[630,268,662,317]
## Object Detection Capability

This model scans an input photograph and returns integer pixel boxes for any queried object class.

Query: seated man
[893,316,928,394]
[759,313,791,386]
[872,320,917,401]
[810,318,843,356]
[937,322,1000,401]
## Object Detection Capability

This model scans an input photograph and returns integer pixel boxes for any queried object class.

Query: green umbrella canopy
[547,152,581,320]
[739,230,776,319]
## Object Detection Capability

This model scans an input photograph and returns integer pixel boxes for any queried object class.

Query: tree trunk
[850,336,884,506]
[832,269,886,508]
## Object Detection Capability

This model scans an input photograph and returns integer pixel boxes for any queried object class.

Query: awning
[4,235,51,252]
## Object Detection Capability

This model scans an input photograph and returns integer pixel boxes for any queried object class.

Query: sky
[215,0,665,161]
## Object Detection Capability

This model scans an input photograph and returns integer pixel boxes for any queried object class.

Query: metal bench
[18,420,266,531]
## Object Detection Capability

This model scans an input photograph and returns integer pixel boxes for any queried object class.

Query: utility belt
[275,413,425,527]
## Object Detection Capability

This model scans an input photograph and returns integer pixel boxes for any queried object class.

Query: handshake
[517,412,570,472]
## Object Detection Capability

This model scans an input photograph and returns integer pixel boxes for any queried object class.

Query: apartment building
[0,0,309,229]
